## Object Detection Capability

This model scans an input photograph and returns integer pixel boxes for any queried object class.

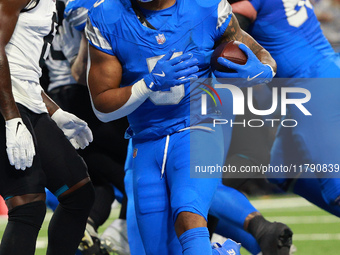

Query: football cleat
[212,239,241,255]
[78,223,110,255]
[100,219,130,255]
[257,222,293,255]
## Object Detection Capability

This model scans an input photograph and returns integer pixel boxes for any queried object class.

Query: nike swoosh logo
[16,122,22,134]
[153,71,165,77]
[247,71,264,81]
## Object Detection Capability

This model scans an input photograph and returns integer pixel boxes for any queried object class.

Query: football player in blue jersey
[227,0,340,212]
[209,0,340,253]
[243,1,340,214]
[85,0,277,254]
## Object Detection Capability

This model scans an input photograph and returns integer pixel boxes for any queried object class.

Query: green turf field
[1,195,339,254]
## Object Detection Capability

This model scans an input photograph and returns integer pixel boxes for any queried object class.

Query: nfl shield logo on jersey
[156,34,166,44]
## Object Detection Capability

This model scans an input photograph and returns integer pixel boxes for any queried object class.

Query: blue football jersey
[86,0,232,139]
[64,0,97,31]
[248,0,335,78]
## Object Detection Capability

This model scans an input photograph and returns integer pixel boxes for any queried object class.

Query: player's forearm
[71,33,88,86]
[41,90,60,116]
[87,43,152,122]
[90,79,151,122]
[221,14,277,73]
[255,48,277,74]
[0,51,21,120]
[92,85,132,113]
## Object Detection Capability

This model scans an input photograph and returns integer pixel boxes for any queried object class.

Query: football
[210,40,247,72]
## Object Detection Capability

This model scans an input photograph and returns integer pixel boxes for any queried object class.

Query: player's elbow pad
[91,79,152,122]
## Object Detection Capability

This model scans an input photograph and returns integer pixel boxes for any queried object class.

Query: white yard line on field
[212,233,340,245]
[294,233,340,241]
[36,237,48,249]
[250,197,314,210]
[265,215,340,224]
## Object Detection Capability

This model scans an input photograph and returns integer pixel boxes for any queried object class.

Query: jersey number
[146,53,185,105]
[282,0,313,28]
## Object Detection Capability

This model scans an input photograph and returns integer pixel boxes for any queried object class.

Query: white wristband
[92,79,152,122]
[50,108,63,122]
[132,78,153,100]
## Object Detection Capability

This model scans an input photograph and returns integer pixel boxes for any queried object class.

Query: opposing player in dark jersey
[85,0,276,254]
[0,0,95,254]
[44,1,130,254]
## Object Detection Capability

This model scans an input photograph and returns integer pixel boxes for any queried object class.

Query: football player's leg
[98,160,128,255]
[222,92,271,186]
[209,184,261,254]
[88,183,115,230]
[104,140,142,255]
[288,79,340,205]
[123,167,145,255]
[0,197,46,255]
[291,177,340,217]
[210,183,292,255]
[81,121,128,195]
[48,84,126,253]
[101,140,142,255]
[166,125,224,255]
[209,183,258,229]
[0,106,46,255]
[132,138,182,255]
[269,117,302,187]
[81,151,120,244]
[35,114,95,255]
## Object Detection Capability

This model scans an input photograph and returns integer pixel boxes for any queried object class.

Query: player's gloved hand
[212,239,241,255]
[213,43,275,87]
[51,109,93,150]
[6,118,36,170]
[143,49,199,91]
